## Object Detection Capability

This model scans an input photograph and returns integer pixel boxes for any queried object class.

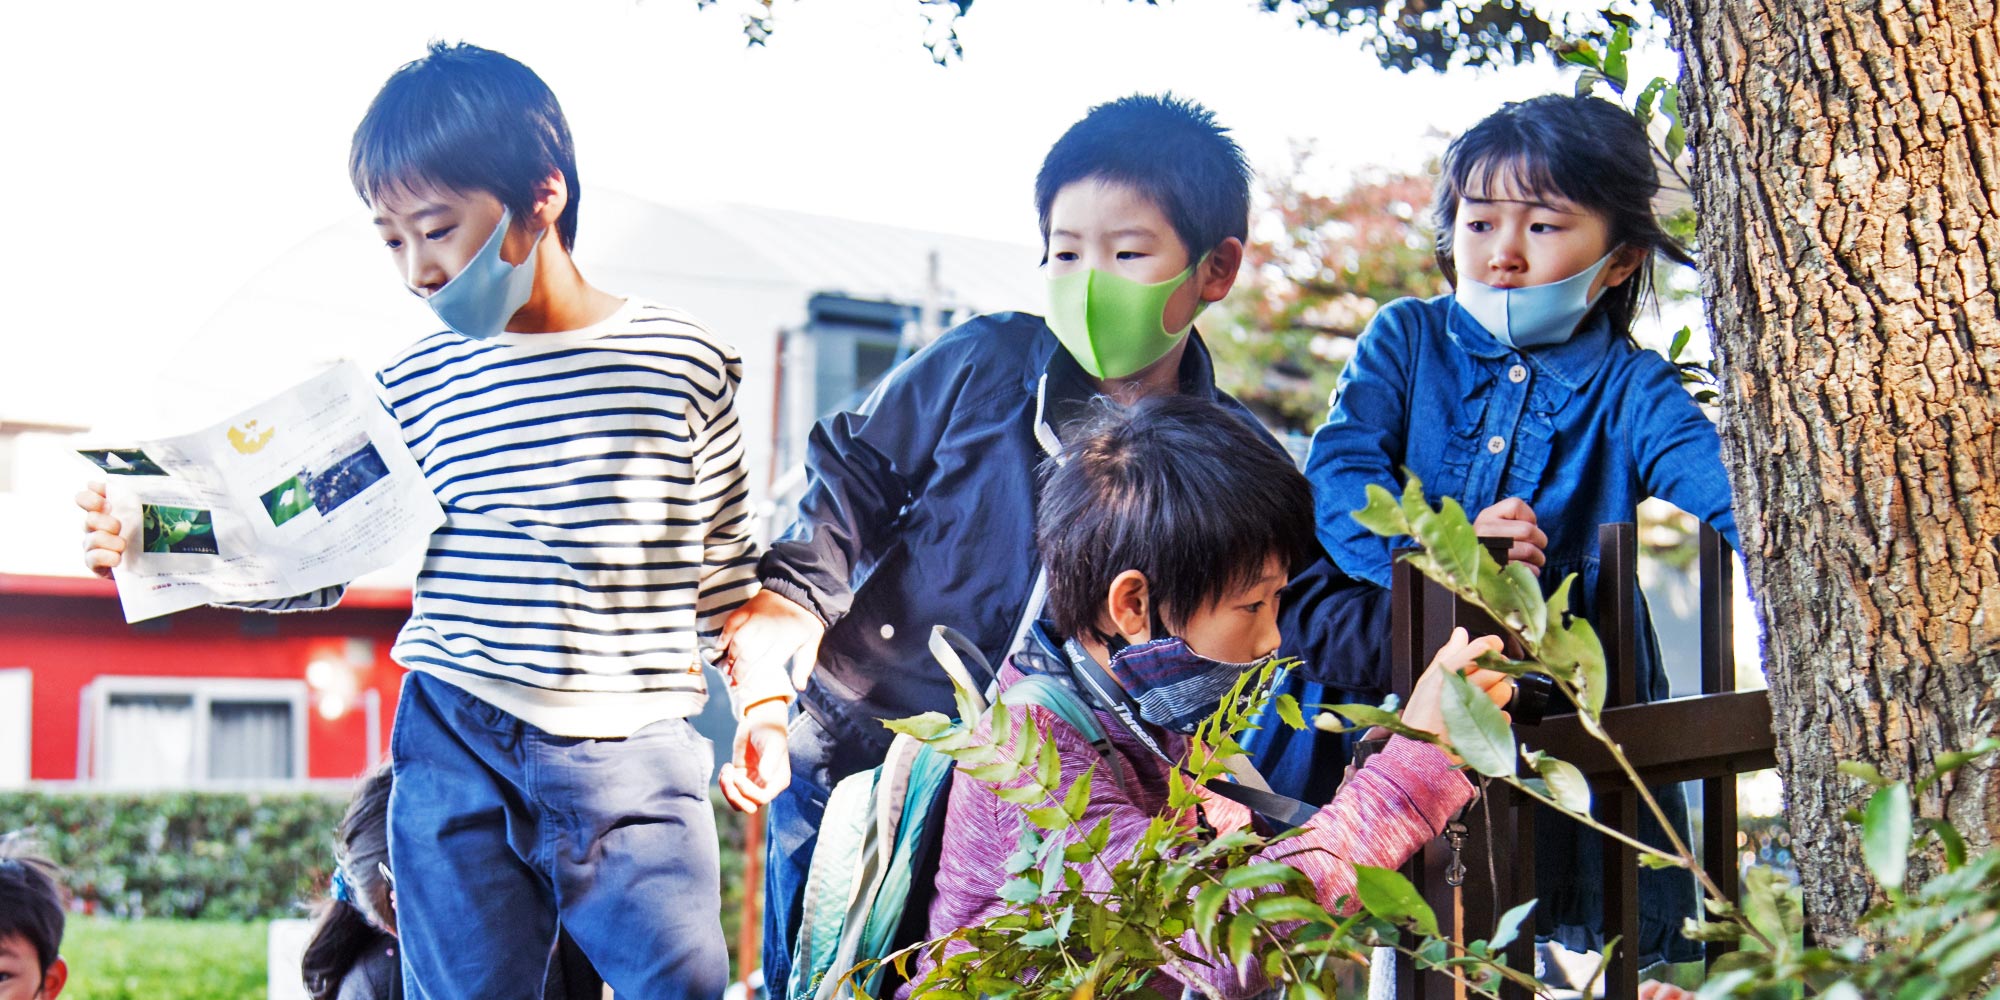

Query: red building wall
[0,574,411,782]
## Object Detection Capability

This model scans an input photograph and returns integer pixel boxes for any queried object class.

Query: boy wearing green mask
[718,93,1280,989]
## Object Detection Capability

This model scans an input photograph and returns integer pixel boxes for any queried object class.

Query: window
[89,678,306,786]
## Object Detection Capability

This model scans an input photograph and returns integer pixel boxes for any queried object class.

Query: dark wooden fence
[1389,524,1776,998]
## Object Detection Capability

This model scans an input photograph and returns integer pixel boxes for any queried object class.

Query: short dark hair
[350,41,581,250]
[1038,395,1315,642]
[0,836,67,977]
[1034,94,1251,262]
[303,764,395,1000]
[1432,94,1694,343]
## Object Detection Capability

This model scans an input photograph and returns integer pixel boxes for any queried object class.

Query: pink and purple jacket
[907,662,1476,999]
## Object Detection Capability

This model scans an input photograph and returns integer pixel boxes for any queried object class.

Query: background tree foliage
[1209,147,1446,432]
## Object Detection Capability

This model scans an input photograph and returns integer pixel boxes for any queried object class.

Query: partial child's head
[350,42,578,302]
[302,765,394,1000]
[1038,395,1315,664]
[0,838,68,1000]
[1035,95,1250,380]
[1432,94,1692,340]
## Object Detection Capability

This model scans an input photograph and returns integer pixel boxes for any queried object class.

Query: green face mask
[1046,259,1209,380]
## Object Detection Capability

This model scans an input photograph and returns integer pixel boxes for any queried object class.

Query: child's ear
[529,168,568,230]
[1197,238,1244,303]
[1104,569,1153,644]
[1602,244,1649,289]
[40,956,67,998]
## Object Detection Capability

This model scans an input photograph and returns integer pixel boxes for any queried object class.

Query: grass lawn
[60,917,267,1000]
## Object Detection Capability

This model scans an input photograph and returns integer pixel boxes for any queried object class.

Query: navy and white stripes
[373,300,758,736]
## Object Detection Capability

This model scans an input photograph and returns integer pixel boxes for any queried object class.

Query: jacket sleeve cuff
[1368,735,1477,832]
[756,574,832,628]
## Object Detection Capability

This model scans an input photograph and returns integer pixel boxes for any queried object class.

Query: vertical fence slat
[1699,526,1740,965]
[1596,524,1641,999]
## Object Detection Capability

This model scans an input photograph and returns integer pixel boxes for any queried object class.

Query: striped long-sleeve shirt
[265,299,764,737]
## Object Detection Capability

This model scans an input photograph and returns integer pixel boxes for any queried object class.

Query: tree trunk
[1664,0,2000,942]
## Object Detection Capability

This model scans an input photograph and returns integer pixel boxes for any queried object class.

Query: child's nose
[406,250,449,297]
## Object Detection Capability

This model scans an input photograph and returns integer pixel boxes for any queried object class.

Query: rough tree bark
[1664,0,2000,941]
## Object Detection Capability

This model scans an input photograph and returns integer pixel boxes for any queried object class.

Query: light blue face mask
[1454,249,1617,350]
[427,207,542,340]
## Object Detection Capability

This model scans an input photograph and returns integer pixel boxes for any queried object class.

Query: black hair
[350,41,581,250]
[0,835,67,980]
[1431,94,1694,344]
[1038,395,1316,643]
[302,764,395,1000]
[1034,94,1251,263]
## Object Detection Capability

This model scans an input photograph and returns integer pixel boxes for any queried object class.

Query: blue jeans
[389,671,728,1000]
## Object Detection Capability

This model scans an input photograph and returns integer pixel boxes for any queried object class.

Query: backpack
[786,626,1111,1000]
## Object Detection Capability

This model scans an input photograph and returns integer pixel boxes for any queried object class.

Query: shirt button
[1508,364,1528,383]
[880,623,896,640]
[1487,436,1506,455]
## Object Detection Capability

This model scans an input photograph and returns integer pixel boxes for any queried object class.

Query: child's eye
[425,227,456,242]
[1052,250,1079,262]
[1241,601,1266,614]
[1529,222,1563,234]
[1115,250,1146,260]
[1464,220,1491,233]
[383,238,403,250]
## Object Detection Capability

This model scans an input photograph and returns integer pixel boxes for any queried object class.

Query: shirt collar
[1444,295,1619,390]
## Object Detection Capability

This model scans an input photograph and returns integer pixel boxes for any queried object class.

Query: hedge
[0,788,758,970]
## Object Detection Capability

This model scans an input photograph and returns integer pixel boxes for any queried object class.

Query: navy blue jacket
[761,311,1346,768]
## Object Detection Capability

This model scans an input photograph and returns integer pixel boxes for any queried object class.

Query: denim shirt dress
[1304,292,1740,966]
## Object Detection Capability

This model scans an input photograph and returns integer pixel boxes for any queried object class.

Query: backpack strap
[928,625,995,714]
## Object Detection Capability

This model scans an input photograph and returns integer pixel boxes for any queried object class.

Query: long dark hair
[302,764,396,1000]
[1432,94,1694,346]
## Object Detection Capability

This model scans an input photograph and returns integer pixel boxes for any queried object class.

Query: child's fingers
[85,512,121,535]
[76,484,108,514]
[716,765,757,814]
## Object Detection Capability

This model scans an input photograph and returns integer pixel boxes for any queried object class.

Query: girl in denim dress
[1280,94,1739,973]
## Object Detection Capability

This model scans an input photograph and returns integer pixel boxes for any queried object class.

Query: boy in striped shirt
[77,42,789,1000]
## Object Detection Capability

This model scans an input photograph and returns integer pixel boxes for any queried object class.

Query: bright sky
[4,0,1685,428]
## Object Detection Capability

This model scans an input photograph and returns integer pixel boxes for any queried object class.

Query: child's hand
[718,589,825,692]
[77,481,124,578]
[1474,498,1548,575]
[1639,981,1697,1000]
[718,699,791,814]
[1401,628,1512,752]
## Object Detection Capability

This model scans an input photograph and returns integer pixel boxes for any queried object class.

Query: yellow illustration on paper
[228,419,276,455]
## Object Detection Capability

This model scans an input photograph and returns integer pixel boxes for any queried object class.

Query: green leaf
[1250,895,1333,925]
[1838,760,1891,787]
[1489,899,1536,950]
[1638,853,1684,869]
[1669,325,1692,363]
[1531,753,1591,814]
[1275,693,1306,731]
[1916,737,2000,794]
[999,876,1041,905]
[1409,496,1483,590]
[1318,703,1436,744]
[1442,668,1514,777]
[1602,24,1630,90]
[1220,862,1307,892]
[1062,765,1095,822]
[883,712,955,741]
[1661,87,1687,161]
[1039,851,1066,896]
[1352,864,1440,938]
[963,758,1022,784]
[1226,911,1260,966]
[1477,561,1548,643]
[1862,782,1912,891]
[1193,884,1232,947]
[1036,733,1061,790]
[1024,805,1074,831]
[1351,483,1410,539]
[1558,40,1600,69]
[1004,848,1036,875]
[1398,474,1432,534]
[993,782,1048,806]
[1920,817,1968,870]
[1632,77,1668,130]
